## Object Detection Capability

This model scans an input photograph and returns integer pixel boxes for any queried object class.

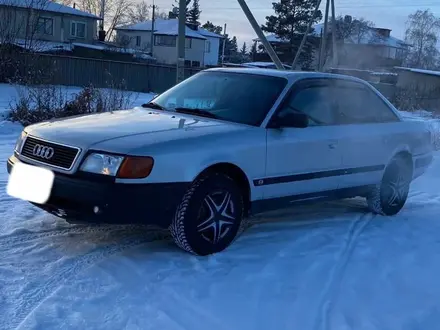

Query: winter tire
[367,155,413,216]
[169,172,245,256]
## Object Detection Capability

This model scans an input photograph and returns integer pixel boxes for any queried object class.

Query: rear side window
[330,82,399,124]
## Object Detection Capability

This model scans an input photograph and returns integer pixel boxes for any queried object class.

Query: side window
[332,84,398,124]
[278,85,337,126]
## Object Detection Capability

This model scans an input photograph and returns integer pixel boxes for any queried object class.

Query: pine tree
[240,42,247,55]
[250,42,257,61]
[188,0,201,24]
[202,21,223,35]
[172,0,192,21]
[262,0,322,69]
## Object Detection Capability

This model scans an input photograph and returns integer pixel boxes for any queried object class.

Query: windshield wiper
[141,101,165,110]
[174,107,220,119]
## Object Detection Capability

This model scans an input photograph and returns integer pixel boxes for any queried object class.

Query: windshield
[151,71,288,126]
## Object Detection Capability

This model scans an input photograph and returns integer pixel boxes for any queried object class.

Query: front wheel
[170,173,245,256]
[366,155,413,216]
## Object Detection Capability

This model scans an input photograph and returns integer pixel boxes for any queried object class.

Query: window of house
[136,36,141,47]
[192,61,200,68]
[185,38,192,49]
[37,17,53,35]
[205,40,211,53]
[71,21,86,38]
[184,60,191,67]
[154,35,176,47]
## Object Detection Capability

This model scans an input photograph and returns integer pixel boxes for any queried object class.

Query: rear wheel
[170,172,245,256]
[366,155,413,216]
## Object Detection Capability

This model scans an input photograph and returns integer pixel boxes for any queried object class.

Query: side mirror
[270,112,309,128]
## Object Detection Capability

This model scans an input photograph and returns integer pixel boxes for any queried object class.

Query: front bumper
[7,155,189,227]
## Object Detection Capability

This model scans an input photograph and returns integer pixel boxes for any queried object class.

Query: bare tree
[405,9,440,69]
[0,0,55,83]
[127,0,149,23]
[334,15,375,44]
[55,0,134,41]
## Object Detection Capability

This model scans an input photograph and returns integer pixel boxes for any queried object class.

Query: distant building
[115,18,223,67]
[253,20,411,70]
[0,0,101,49]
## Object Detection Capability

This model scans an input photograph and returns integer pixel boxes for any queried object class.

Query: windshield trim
[149,71,289,127]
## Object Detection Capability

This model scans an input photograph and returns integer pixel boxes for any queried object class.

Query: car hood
[25,107,248,152]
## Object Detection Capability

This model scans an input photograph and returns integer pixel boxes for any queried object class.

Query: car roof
[204,67,368,84]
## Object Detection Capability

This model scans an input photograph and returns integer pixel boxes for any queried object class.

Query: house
[115,18,223,67]
[394,67,440,93]
[0,0,101,48]
[252,19,411,70]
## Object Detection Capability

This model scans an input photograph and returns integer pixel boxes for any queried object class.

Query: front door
[263,80,344,200]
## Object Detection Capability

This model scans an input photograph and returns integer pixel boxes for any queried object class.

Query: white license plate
[7,162,55,204]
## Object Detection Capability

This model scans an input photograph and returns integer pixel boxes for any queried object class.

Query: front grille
[20,136,80,170]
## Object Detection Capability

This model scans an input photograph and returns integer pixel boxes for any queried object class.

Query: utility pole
[236,0,284,70]
[150,3,155,56]
[292,0,322,69]
[318,0,330,71]
[221,23,227,65]
[330,0,338,67]
[176,0,186,83]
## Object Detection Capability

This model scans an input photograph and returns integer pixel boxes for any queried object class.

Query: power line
[202,3,439,10]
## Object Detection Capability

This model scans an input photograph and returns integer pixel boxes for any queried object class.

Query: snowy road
[2,117,440,329]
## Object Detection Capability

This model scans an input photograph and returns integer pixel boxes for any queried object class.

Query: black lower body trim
[251,185,375,215]
[7,156,190,228]
[253,165,385,187]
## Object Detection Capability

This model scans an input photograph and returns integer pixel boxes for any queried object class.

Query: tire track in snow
[5,229,171,330]
[0,224,154,248]
[313,213,373,330]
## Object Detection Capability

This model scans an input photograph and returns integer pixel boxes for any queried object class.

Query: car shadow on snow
[42,198,373,255]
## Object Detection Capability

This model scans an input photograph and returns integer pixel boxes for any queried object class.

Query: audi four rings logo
[32,144,55,159]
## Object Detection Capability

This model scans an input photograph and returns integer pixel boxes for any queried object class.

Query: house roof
[0,0,101,19]
[394,66,440,78]
[116,19,223,39]
[253,23,409,49]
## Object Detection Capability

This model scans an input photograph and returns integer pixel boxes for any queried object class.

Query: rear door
[329,80,402,188]
[263,79,345,200]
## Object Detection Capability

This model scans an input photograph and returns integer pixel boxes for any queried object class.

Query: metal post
[292,0,322,69]
[318,0,330,71]
[176,0,186,83]
[236,0,284,70]
[330,0,338,66]
[150,4,155,56]
[221,23,227,65]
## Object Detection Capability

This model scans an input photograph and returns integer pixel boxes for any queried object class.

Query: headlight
[80,153,124,176]
[15,131,27,154]
[80,153,154,179]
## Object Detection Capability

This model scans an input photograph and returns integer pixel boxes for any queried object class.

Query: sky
[152,0,440,46]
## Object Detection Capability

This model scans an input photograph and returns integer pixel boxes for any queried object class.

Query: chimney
[73,2,76,8]
[375,28,391,38]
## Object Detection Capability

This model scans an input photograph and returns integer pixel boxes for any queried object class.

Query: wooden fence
[10,52,202,93]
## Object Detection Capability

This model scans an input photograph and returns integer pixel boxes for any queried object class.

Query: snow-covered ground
[2,87,440,329]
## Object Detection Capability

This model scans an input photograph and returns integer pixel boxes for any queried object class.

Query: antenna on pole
[176,0,186,83]
[318,0,330,71]
[150,1,155,56]
[221,23,227,65]
[330,0,338,67]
